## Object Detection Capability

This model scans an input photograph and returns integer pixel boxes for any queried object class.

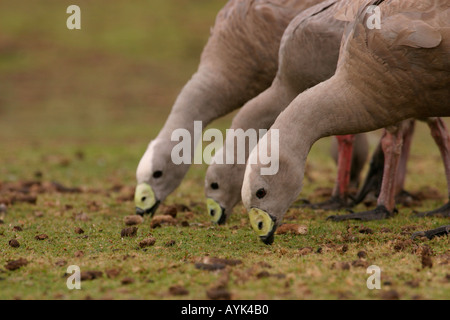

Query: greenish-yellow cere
[135,183,156,211]
[249,208,275,237]
[207,198,223,224]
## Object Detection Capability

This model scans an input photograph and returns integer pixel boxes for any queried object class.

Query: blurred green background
[0,0,230,189]
[0,0,226,140]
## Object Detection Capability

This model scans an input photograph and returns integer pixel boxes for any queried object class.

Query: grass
[0,0,449,300]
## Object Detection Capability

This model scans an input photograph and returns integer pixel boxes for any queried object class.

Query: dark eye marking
[153,171,163,179]
[256,188,267,199]
[211,183,219,190]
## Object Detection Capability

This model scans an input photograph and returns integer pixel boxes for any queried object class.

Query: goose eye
[211,183,219,190]
[256,188,266,199]
[153,171,163,179]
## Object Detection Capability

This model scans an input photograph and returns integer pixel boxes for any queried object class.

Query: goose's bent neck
[271,74,394,194]
[156,67,234,143]
[276,74,383,147]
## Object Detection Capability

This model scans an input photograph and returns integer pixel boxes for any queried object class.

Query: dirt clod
[55,260,67,267]
[256,271,271,279]
[337,244,349,254]
[352,260,369,268]
[393,240,413,252]
[422,253,433,269]
[121,227,138,238]
[276,224,308,235]
[359,226,374,234]
[106,269,121,279]
[150,215,177,229]
[357,251,367,259]
[74,227,84,234]
[139,237,156,248]
[35,234,48,240]
[12,226,23,232]
[206,286,231,300]
[169,285,189,296]
[160,205,178,218]
[5,258,28,271]
[121,277,135,285]
[124,215,144,226]
[80,271,103,281]
[8,239,20,248]
[380,290,400,300]
[181,221,189,227]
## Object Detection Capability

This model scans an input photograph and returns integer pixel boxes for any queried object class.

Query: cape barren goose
[205,0,370,225]
[134,0,323,216]
[242,0,450,244]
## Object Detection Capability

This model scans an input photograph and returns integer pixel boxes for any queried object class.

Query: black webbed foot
[412,225,450,240]
[311,196,353,211]
[415,201,450,218]
[298,195,354,211]
[327,205,396,222]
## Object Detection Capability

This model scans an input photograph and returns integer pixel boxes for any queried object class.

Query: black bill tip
[260,232,275,245]
[217,207,227,225]
[135,201,161,217]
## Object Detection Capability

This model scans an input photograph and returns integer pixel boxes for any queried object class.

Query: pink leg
[395,121,415,195]
[376,123,409,212]
[328,121,414,222]
[333,135,355,198]
[307,135,356,210]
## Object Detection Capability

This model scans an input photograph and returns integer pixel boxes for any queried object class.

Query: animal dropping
[139,237,156,248]
[276,224,308,235]
[124,215,144,226]
[121,227,138,238]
